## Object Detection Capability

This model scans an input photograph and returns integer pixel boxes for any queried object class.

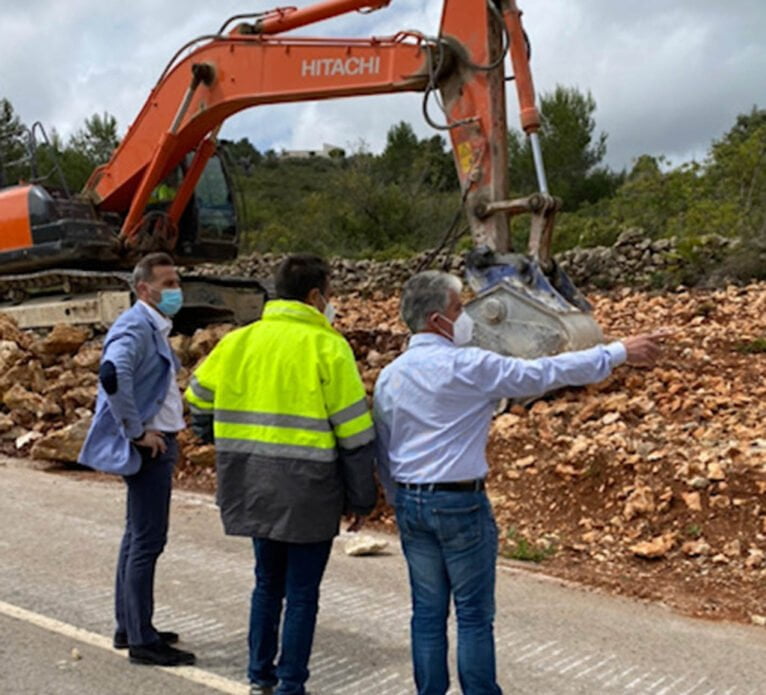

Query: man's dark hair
[131,252,175,288]
[275,254,330,301]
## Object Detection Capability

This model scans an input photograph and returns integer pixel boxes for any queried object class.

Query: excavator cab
[0,150,265,329]
[0,151,239,276]
[147,151,240,266]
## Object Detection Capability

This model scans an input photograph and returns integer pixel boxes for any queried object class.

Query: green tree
[508,86,621,210]
[377,122,457,192]
[236,146,461,257]
[378,121,420,184]
[220,137,262,175]
[68,112,119,166]
[703,107,766,237]
[0,98,28,186]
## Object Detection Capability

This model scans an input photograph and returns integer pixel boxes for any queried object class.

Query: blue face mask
[156,288,183,316]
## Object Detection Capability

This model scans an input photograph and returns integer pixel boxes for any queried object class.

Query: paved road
[2,459,765,694]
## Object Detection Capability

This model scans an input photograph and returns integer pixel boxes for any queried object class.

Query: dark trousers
[115,436,177,646]
[248,537,333,695]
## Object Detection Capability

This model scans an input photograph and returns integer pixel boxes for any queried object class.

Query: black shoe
[249,684,275,695]
[128,641,196,666]
[114,630,179,650]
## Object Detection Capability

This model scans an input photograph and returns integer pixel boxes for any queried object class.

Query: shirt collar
[138,300,172,334]
[407,332,455,350]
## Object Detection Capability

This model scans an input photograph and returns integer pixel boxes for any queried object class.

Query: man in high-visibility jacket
[185,254,376,695]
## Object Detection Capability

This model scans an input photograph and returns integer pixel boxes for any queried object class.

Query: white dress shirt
[373,333,626,501]
[140,301,185,433]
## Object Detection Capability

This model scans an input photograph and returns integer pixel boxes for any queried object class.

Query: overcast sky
[1,0,763,171]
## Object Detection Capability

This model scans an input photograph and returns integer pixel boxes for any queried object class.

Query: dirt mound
[333,285,766,624]
[5,282,766,625]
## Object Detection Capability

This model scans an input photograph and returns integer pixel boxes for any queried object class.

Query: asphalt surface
[2,458,766,694]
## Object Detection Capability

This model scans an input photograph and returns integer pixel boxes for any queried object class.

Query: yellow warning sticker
[457,142,473,175]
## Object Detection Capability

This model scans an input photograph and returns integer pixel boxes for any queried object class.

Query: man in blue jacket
[79,252,195,667]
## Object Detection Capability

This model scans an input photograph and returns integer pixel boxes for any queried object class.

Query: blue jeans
[396,488,502,695]
[248,538,333,695]
[115,436,177,646]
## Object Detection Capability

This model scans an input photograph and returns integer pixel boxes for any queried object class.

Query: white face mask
[452,311,474,345]
[320,293,336,324]
[437,311,474,346]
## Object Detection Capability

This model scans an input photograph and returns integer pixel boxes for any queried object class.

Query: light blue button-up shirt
[373,333,627,501]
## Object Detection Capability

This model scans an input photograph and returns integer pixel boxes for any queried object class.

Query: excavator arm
[85,0,540,255]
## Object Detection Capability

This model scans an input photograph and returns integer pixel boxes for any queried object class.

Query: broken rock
[30,418,92,463]
[0,313,34,349]
[72,345,103,371]
[0,413,15,433]
[629,532,677,559]
[681,491,702,512]
[723,539,742,558]
[15,430,42,449]
[0,339,26,372]
[36,324,89,355]
[623,485,655,521]
[681,539,711,557]
[745,548,765,569]
[3,384,61,418]
[184,444,216,468]
[344,534,389,556]
[188,324,234,363]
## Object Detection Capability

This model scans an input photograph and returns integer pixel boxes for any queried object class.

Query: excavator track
[0,269,267,332]
[0,269,131,303]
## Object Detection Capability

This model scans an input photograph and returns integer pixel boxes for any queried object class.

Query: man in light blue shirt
[373,271,661,695]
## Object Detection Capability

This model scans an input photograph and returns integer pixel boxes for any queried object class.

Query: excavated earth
[1,280,765,627]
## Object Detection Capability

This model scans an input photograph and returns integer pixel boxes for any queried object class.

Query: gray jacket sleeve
[190,411,214,444]
[338,440,377,515]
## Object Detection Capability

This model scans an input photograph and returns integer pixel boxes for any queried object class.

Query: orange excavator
[0,0,602,353]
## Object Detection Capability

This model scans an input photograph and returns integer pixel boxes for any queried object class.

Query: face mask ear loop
[431,313,453,342]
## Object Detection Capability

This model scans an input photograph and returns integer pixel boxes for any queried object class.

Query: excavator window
[194,154,237,241]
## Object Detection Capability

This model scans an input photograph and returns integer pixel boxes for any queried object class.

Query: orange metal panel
[0,186,34,252]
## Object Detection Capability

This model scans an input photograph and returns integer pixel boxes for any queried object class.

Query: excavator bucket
[463,249,603,359]
[460,192,604,359]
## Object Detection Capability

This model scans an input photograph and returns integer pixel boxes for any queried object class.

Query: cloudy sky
[1,0,763,171]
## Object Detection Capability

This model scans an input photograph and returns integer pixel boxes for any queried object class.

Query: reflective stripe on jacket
[185,299,376,542]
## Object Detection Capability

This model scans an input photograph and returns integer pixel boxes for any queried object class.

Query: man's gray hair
[131,252,175,290]
[400,271,462,333]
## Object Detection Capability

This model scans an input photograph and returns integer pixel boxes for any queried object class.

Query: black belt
[396,479,485,492]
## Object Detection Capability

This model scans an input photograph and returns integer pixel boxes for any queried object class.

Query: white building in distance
[278,143,344,160]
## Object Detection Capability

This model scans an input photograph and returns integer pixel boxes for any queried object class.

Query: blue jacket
[79,302,180,476]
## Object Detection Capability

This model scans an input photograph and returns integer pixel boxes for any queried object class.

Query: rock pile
[190,231,737,296]
[0,316,98,462]
[190,251,464,298]
[0,314,236,466]
[557,228,736,290]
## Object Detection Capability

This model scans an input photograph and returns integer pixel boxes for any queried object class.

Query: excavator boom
[84,0,549,259]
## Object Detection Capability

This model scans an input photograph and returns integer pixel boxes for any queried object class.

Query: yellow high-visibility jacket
[185,299,376,542]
